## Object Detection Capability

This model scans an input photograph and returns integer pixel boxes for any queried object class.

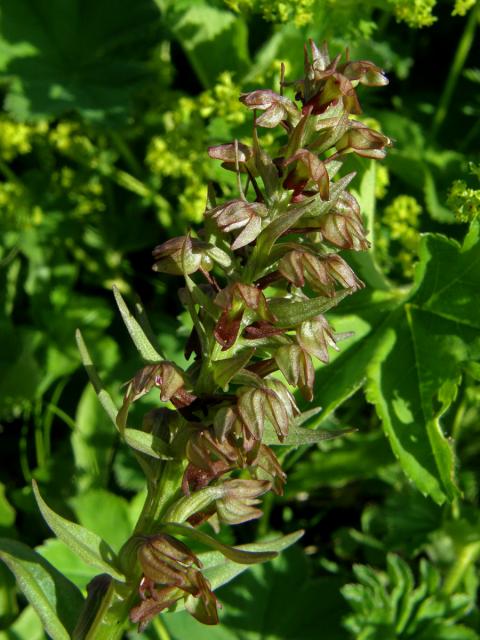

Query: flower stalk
[77,40,391,636]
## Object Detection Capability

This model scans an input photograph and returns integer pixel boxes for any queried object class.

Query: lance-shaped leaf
[32,482,124,581]
[157,523,279,565]
[297,315,339,363]
[75,329,118,428]
[0,539,84,640]
[124,429,173,460]
[213,348,255,389]
[113,286,164,363]
[269,288,351,328]
[263,422,354,446]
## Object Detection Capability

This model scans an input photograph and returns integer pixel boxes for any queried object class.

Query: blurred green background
[1,1,480,638]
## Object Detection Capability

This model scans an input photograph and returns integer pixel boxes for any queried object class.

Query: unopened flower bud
[217,479,271,525]
[297,315,338,363]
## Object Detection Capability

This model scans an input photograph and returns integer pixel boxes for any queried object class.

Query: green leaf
[0,605,45,640]
[124,428,173,460]
[72,385,117,491]
[309,226,480,504]
[269,289,352,328]
[365,227,480,503]
[158,0,250,88]
[32,482,124,582]
[213,349,255,389]
[113,286,165,363]
[263,418,354,447]
[75,330,118,429]
[36,539,98,591]
[68,490,133,553]
[287,431,394,494]
[0,484,15,530]
[0,0,161,121]
[0,539,83,640]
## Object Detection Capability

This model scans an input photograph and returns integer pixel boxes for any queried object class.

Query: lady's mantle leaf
[32,482,124,582]
[0,538,84,640]
[311,224,480,504]
[0,0,161,121]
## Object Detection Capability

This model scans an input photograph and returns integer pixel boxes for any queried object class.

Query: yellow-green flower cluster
[378,195,422,278]
[0,119,47,162]
[146,74,248,225]
[452,0,476,16]
[224,0,314,26]
[391,0,437,27]
[198,72,246,124]
[447,180,480,222]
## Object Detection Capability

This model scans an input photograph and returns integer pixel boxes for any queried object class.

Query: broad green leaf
[72,385,116,491]
[0,605,45,640]
[0,539,83,640]
[287,431,394,494]
[308,226,480,504]
[365,227,480,503]
[113,286,165,363]
[167,545,346,639]
[32,482,124,581]
[68,490,132,553]
[0,0,161,121]
[157,0,250,88]
[36,539,98,591]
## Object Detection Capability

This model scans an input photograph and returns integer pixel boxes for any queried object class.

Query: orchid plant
[1,41,391,639]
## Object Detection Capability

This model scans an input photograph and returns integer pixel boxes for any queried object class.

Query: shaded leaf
[32,482,124,581]
[0,0,161,121]
[0,539,83,640]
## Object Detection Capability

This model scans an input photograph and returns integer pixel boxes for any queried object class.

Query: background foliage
[1,0,480,637]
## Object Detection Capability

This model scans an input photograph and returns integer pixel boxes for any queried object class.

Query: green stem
[153,616,172,640]
[431,2,479,139]
[442,541,480,595]
[83,460,186,639]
